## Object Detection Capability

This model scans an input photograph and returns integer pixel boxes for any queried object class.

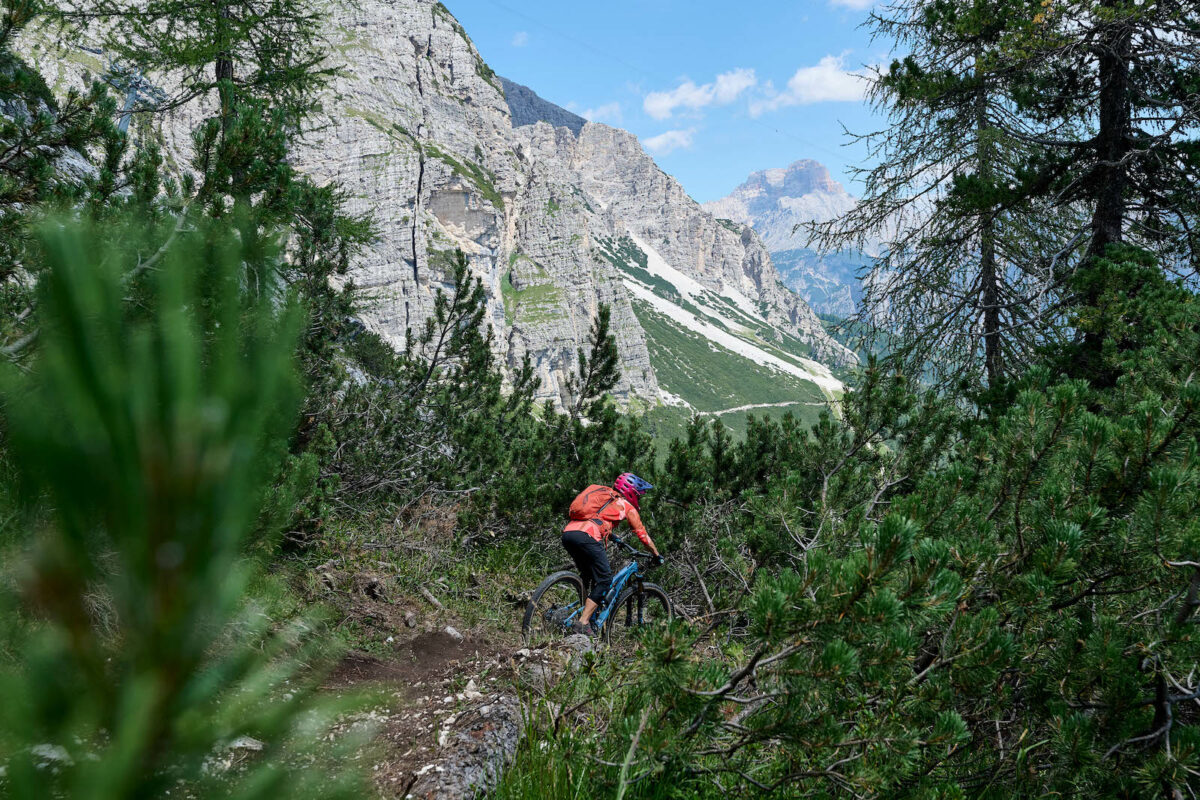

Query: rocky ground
[304,559,597,799]
[319,626,595,799]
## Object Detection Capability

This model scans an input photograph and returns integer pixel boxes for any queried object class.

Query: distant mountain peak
[703,159,856,251]
[741,159,841,196]
[704,161,866,317]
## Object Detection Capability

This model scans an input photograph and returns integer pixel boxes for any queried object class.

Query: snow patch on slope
[619,235,844,394]
[720,284,763,320]
[628,233,711,304]
[623,282,842,394]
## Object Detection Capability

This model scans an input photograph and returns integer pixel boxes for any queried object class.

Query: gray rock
[500,77,585,135]
[31,744,73,768]
[517,661,556,693]
[31,0,854,409]
[227,736,264,752]
[562,633,595,653]
[408,695,521,799]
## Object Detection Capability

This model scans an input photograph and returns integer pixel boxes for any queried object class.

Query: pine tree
[1011,0,1200,272]
[820,0,1200,391]
[565,303,622,422]
[0,0,120,359]
[57,0,366,281]
[1003,0,1200,381]
[813,0,1084,390]
[59,0,331,131]
[0,215,365,798]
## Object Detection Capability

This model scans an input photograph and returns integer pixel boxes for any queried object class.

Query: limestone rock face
[238,0,660,402]
[516,123,855,366]
[33,0,855,401]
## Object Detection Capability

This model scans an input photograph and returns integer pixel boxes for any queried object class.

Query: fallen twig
[419,584,445,611]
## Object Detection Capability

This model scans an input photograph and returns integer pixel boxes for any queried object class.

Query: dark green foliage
[0,218,363,798]
[58,0,333,127]
[565,303,620,420]
[505,248,1200,798]
[0,1,120,354]
[0,1,373,794]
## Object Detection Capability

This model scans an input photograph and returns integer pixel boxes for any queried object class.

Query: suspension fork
[632,576,644,624]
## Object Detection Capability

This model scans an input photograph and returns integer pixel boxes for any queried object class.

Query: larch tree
[813,0,1082,391]
[1003,0,1200,380]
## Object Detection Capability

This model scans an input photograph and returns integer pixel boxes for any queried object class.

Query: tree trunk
[1076,5,1132,384]
[975,56,1003,387]
[1085,6,1132,263]
[215,1,235,137]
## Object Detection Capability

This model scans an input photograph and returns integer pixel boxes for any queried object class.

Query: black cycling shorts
[561,529,613,604]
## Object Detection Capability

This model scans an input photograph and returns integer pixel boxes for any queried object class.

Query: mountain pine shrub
[0,217,365,798]
[515,247,1200,798]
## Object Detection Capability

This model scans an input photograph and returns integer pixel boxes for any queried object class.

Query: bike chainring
[543,606,573,629]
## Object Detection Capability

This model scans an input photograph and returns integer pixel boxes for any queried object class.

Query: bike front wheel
[603,582,672,646]
[521,570,585,645]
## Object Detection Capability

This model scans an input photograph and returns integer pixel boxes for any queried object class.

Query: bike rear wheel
[604,582,672,646]
[521,570,585,645]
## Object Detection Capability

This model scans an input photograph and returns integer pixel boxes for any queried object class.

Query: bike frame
[561,538,646,630]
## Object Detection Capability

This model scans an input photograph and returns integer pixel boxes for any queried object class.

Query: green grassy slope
[634,300,830,449]
[635,301,827,413]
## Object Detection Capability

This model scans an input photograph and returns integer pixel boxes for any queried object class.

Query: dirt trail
[695,400,823,416]
[324,627,522,798]
[308,557,571,798]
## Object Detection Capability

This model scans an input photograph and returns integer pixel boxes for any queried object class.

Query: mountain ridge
[32,0,855,417]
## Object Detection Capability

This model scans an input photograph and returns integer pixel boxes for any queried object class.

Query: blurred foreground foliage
[0,216,366,798]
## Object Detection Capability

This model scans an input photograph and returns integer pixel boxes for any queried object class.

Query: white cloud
[714,68,758,103]
[643,68,757,120]
[581,102,622,125]
[749,55,867,116]
[642,128,695,156]
[511,31,529,47]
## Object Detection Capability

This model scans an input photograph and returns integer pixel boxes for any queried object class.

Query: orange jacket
[563,485,652,547]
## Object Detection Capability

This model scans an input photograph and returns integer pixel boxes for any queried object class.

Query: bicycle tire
[603,582,672,645]
[521,570,585,644]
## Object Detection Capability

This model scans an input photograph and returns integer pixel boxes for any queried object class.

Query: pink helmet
[613,473,654,509]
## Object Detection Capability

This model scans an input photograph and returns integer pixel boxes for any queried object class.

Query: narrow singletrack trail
[322,626,522,798]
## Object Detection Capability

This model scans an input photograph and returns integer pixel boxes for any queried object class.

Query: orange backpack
[568,484,619,524]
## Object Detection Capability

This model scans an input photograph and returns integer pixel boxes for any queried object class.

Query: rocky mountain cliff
[32,0,854,416]
[704,160,870,318]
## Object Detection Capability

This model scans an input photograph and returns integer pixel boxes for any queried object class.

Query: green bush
[0,217,364,798]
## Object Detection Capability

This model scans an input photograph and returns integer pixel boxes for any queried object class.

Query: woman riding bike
[561,472,663,635]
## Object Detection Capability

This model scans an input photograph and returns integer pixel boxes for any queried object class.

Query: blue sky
[445,0,888,203]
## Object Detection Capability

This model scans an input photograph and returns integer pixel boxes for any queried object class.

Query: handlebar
[610,535,655,561]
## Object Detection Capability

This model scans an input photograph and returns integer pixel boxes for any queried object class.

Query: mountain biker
[561,472,663,635]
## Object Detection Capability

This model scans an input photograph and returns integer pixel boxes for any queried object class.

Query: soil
[324,627,526,798]
[309,561,545,798]
[325,630,485,694]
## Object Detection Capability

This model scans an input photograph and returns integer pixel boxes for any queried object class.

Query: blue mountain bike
[522,535,673,645]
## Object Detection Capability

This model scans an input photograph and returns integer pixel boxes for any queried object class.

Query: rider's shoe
[570,620,598,637]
